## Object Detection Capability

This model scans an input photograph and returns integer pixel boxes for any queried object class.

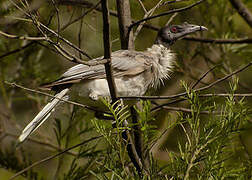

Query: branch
[198,93,252,98]
[0,30,46,41]
[38,22,93,60]
[154,105,219,114]
[229,0,252,28]
[133,0,164,42]
[116,0,134,50]
[101,0,117,102]
[160,0,191,6]
[128,0,206,32]
[184,37,252,44]
[191,64,221,89]
[60,0,101,32]
[4,81,107,113]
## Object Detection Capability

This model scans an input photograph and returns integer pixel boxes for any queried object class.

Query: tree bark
[116,0,134,50]
[229,0,252,28]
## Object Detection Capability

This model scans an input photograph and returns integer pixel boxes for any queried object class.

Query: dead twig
[0,30,46,41]
[128,0,206,33]
[133,0,164,42]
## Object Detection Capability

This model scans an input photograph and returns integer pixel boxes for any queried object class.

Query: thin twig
[160,0,190,6]
[78,9,84,59]
[198,93,252,97]
[0,30,46,41]
[0,42,34,60]
[133,0,164,42]
[184,37,252,44]
[4,17,108,66]
[191,64,221,89]
[9,135,103,180]
[60,0,101,32]
[160,106,220,114]
[165,12,178,26]
[4,81,107,113]
[136,0,147,13]
[119,93,252,100]
[50,0,60,43]
[128,0,206,32]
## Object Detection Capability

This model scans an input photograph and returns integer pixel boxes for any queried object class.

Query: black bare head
[155,22,207,48]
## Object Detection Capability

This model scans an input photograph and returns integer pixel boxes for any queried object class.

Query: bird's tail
[18,88,69,143]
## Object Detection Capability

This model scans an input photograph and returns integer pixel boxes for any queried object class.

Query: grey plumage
[18,89,69,142]
[18,22,207,143]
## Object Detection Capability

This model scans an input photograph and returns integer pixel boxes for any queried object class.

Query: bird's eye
[171,27,177,33]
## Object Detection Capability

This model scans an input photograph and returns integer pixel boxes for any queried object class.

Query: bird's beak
[176,22,207,40]
[183,23,208,35]
[188,25,208,32]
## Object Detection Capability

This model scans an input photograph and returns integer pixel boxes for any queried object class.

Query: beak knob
[200,26,208,31]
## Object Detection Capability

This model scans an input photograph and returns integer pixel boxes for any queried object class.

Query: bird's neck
[146,44,175,87]
[154,36,173,48]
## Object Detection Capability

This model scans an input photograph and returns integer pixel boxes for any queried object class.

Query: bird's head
[155,22,207,47]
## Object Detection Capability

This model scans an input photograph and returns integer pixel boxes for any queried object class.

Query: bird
[18,22,207,143]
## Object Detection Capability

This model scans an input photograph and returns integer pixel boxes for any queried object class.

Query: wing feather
[41,50,152,89]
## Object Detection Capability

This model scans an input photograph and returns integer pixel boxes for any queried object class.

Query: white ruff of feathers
[147,44,175,88]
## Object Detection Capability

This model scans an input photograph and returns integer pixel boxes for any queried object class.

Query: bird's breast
[70,74,149,109]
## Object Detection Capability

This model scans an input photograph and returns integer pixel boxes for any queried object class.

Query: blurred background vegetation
[0,0,252,179]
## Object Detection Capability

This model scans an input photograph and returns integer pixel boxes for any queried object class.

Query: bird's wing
[41,50,152,89]
[109,50,151,76]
